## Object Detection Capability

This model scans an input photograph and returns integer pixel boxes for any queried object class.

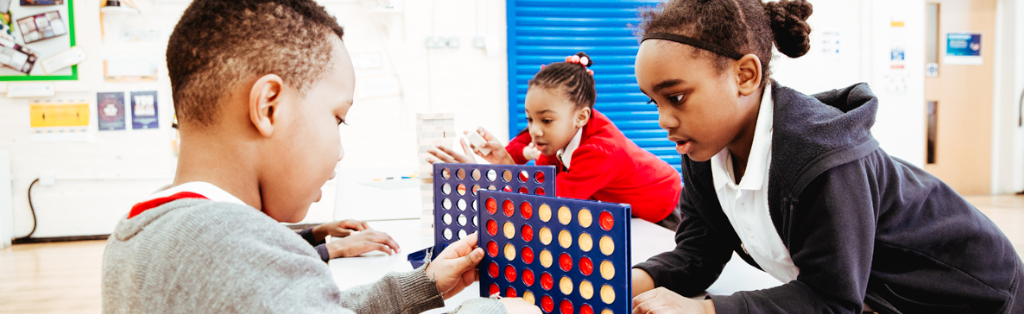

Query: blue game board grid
[478,190,631,314]
[433,163,557,249]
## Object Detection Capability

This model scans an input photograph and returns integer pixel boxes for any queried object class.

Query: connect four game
[433,163,556,248]
[478,190,631,314]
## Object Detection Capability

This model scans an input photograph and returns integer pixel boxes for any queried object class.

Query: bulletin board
[0,0,76,81]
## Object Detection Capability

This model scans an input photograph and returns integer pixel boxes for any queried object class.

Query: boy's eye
[336,117,347,125]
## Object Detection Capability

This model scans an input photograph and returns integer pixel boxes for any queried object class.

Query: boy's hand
[469,128,516,165]
[425,232,484,299]
[631,268,656,298]
[313,219,370,240]
[325,230,401,258]
[632,287,716,314]
[499,298,543,314]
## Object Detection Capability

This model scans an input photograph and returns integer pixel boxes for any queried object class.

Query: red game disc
[559,300,573,314]
[580,304,593,314]
[489,283,500,296]
[535,171,546,183]
[600,211,614,231]
[579,257,594,276]
[519,186,529,194]
[519,171,529,183]
[488,262,499,278]
[559,253,573,272]
[522,246,535,264]
[521,202,534,219]
[486,198,497,214]
[486,219,498,236]
[487,241,498,257]
[503,200,515,217]
[536,187,545,195]
[503,186,513,192]
[541,295,554,313]
[522,224,534,242]
[506,287,517,298]
[523,268,535,286]
[505,265,517,282]
[541,272,554,290]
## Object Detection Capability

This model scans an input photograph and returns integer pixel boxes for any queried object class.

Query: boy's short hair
[167,0,345,127]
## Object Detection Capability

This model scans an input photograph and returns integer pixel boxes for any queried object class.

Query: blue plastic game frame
[478,190,631,314]
[433,163,556,249]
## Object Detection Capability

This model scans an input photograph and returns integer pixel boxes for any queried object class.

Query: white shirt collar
[147,181,248,206]
[557,127,584,169]
[711,84,774,191]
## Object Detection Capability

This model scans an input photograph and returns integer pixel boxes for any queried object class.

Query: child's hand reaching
[426,138,479,164]
[312,219,371,239]
[632,287,716,314]
[325,230,401,258]
[522,142,541,162]
[466,128,516,165]
[425,232,485,300]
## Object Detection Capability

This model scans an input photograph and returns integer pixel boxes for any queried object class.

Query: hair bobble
[587,69,594,76]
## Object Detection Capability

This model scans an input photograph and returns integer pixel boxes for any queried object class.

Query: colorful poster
[945,32,982,65]
[130,90,158,130]
[28,98,91,142]
[96,92,125,131]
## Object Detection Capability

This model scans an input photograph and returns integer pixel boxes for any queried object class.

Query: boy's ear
[734,54,762,97]
[575,107,592,128]
[249,74,284,137]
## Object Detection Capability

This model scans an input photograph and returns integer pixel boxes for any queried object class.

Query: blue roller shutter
[505,0,682,173]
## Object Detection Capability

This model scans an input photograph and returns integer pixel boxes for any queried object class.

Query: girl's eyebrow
[653,79,685,93]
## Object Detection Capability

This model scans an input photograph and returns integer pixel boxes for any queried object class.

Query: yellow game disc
[558,206,572,225]
[600,285,615,304]
[579,280,594,300]
[558,229,573,249]
[601,309,613,314]
[559,276,573,295]
[523,291,535,305]
[504,243,516,261]
[578,208,593,228]
[578,233,593,252]
[539,249,553,268]
[538,204,552,222]
[539,227,552,245]
[600,260,615,280]
[599,236,615,256]
[504,221,516,239]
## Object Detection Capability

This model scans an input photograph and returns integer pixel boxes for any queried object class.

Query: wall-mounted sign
[944,32,982,65]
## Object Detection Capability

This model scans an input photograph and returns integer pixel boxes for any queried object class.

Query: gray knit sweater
[101,199,505,314]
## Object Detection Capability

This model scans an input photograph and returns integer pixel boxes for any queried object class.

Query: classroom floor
[2,194,1023,314]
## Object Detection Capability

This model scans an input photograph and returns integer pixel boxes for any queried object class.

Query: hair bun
[764,0,813,58]
[574,51,594,68]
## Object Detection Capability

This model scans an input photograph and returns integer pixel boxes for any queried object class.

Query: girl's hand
[325,230,401,258]
[632,287,716,314]
[467,128,516,165]
[425,232,485,299]
[426,139,478,164]
[522,142,541,162]
[631,268,656,298]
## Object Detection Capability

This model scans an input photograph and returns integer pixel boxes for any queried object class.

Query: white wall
[769,0,926,166]
[0,0,510,239]
[994,0,1024,194]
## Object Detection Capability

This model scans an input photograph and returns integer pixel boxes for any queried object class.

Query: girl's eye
[647,98,656,105]
[542,119,552,124]
[527,118,533,123]
[670,94,685,103]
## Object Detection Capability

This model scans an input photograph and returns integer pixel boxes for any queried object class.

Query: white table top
[329,218,782,313]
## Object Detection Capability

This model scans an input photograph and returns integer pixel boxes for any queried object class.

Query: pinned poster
[29,98,91,142]
[944,33,982,65]
[96,92,125,131]
[130,90,158,130]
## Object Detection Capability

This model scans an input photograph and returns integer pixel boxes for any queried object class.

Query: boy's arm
[632,186,734,297]
[707,158,877,314]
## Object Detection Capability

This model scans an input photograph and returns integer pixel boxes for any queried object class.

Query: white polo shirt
[710,84,800,283]
[146,181,247,206]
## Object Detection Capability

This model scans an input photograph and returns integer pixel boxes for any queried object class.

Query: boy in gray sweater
[100,1,539,313]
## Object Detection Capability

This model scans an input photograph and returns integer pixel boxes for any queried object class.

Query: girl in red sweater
[428,52,683,229]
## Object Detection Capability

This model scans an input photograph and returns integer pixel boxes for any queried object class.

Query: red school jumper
[507,109,681,223]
